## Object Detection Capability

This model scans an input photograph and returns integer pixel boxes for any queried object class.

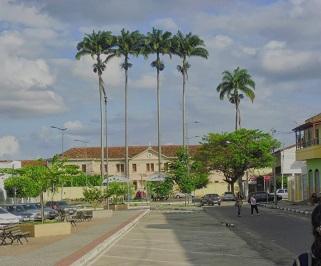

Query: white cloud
[131,74,155,89]
[64,120,84,131]
[153,18,178,31]
[0,136,20,158]
[207,35,233,49]
[0,0,61,29]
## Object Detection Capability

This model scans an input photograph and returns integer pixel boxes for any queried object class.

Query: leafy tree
[147,178,173,201]
[216,67,255,130]
[171,31,208,146]
[196,129,280,195]
[76,31,116,181]
[103,183,131,204]
[83,187,103,209]
[115,29,144,181]
[144,28,172,173]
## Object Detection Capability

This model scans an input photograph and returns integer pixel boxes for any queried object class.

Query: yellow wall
[296,145,321,161]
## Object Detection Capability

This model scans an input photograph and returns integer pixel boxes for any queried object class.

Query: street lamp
[51,126,67,155]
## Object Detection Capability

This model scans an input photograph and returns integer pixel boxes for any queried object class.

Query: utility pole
[73,139,89,186]
[271,129,278,206]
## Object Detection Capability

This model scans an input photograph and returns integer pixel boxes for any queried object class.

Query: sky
[0,0,321,160]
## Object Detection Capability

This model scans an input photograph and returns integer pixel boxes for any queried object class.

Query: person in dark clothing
[250,193,259,215]
[235,192,243,217]
[293,204,321,265]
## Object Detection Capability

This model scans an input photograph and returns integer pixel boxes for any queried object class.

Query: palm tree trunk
[104,96,109,210]
[157,54,161,174]
[98,74,105,183]
[235,102,238,131]
[238,106,241,129]
[182,59,186,148]
[125,59,130,201]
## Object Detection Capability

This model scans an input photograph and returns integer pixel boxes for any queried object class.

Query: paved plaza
[91,210,274,266]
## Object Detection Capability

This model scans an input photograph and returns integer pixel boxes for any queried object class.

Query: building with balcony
[293,113,321,199]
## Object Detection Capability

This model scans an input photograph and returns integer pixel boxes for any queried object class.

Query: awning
[147,172,168,182]
[102,175,129,185]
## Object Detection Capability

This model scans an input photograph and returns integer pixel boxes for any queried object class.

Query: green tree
[76,31,116,182]
[144,28,172,174]
[196,129,280,195]
[216,67,255,130]
[171,31,208,146]
[83,187,103,209]
[115,29,144,184]
[147,178,173,201]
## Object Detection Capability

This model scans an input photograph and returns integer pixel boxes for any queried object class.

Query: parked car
[221,192,236,201]
[45,201,77,214]
[200,194,221,206]
[276,189,288,199]
[23,203,58,220]
[1,204,33,221]
[0,207,21,224]
[251,192,282,202]
[174,192,194,199]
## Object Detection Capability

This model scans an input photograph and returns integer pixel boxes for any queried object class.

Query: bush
[83,187,103,208]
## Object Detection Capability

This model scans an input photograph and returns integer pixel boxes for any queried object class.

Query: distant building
[63,145,200,191]
[293,113,321,200]
[273,145,306,201]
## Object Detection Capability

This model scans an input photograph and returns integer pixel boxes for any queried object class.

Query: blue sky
[0,0,320,159]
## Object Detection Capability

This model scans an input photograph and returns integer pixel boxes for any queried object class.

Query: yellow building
[293,113,321,201]
[62,145,230,197]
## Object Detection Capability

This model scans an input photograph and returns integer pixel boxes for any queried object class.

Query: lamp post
[73,139,89,186]
[51,126,67,155]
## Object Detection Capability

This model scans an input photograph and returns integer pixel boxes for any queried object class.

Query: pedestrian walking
[235,192,243,217]
[293,204,321,265]
[250,193,259,216]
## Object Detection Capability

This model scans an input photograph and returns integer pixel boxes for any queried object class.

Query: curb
[55,209,150,266]
[258,203,312,216]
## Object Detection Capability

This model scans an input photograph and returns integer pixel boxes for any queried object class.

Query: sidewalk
[91,210,275,266]
[259,200,314,216]
[0,209,145,266]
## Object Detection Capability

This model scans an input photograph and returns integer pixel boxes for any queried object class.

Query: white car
[276,189,288,199]
[0,207,21,224]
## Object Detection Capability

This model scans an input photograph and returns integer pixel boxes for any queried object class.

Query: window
[116,164,125,173]
[146,163,154,172]
[146,163,150,172]
[81,164,86,173]
[105,164,108,172]
[164,163,169,171]
[151,163,154,172]
[132,164,137,172]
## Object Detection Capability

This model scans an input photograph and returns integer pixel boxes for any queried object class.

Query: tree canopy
[196,129,280,194]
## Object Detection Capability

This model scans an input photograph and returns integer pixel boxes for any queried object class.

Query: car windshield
[24,204,37,210]
[209,194,219,197]
[0,208,8,214]
[225,192,233,195]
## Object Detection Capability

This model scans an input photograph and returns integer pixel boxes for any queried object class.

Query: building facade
[273,145,306,201]
[293,113,321,200]
[63,145,231,196]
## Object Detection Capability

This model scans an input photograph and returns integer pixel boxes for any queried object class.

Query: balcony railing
[297,138,320,149]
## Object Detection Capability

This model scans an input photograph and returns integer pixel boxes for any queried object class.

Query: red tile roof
[21,160,47,167]
[63,145,201,160]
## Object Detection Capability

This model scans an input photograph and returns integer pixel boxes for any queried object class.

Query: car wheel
[218,203,221,206]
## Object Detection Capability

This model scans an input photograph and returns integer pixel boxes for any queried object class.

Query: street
[205,203,312,265]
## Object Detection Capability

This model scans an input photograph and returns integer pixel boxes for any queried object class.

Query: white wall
[281,146,306,175]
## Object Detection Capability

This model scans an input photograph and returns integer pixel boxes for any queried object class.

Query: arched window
[315,169,320,193]
[309,170,313,196]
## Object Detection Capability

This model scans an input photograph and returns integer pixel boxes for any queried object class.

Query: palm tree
[75,31,116,182]
[171,31,208,147]
[216,67,255,130]
[115,29,144,198]
[144,28,172,175]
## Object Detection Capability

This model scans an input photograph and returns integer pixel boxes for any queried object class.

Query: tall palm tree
[216,67,255,130]
[75,31,116,182]
[144,28,172,175]
[115,29,144,196]
[171,31,208,147]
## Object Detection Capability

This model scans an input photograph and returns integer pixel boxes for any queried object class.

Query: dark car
[251,192,282,202]
[23,203,58,220]
[221,192,236,201]
[200,194,221,206]
[1,204,34,221]
[45,201,77,215]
